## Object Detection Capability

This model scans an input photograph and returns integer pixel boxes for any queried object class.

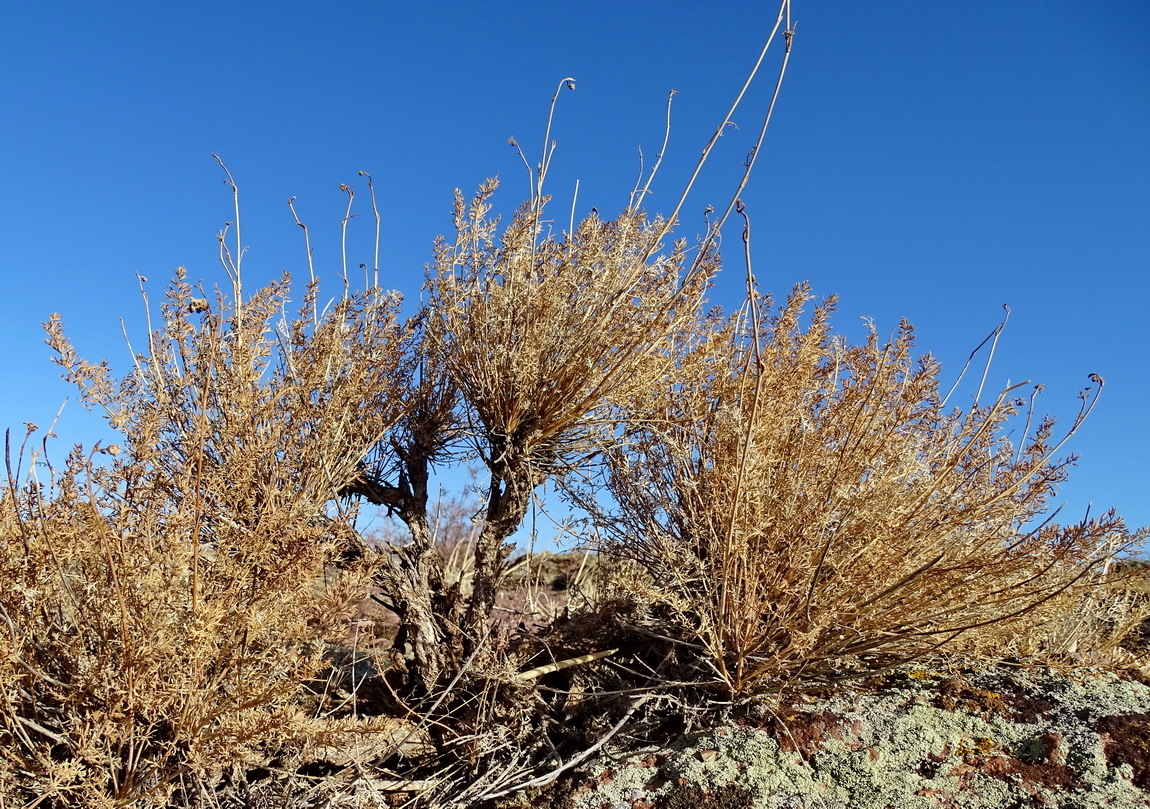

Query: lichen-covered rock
[562,665,1150,808]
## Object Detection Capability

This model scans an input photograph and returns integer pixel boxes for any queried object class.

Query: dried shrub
[0,272,406,806]
[1,7,1139,802]
[590,282,1126,697]
[422,181,718,652]
[1013,545,1150,670]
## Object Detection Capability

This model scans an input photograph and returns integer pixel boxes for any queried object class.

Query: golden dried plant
[591,282,1126,697]
[3,2,1143,801]
[424,181,720,648]
[0,271,411,806]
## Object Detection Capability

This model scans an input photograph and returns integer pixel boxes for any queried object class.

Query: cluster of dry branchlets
[3,8,1148,806]
[582,283,1139,696]
[1,272,409,805]
[1,179,1144,808]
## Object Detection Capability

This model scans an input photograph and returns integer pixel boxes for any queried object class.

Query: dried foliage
[424,180,717,649]
[584,283,1128,697]
[0,182,1141,809]
[1,4,1145,802]
[0,274,403,806]
[1014,548,1150,671]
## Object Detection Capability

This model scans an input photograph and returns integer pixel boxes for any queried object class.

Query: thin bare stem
[975,304,1010,407]
[646,0,791,266]
[721,199,766,681]
[941,304,1010,408]
[1039,373,1106,461]
[481,695,653,801]
[534,77,576,212]
[568,178,580,242]
[339,183,355,301]
[508,136,535,200]
[287,197,318,325]
[692,16,795,276]
[211,154,244,315]
[134,272,169,390]
[630,89,678,213]
[629,147,646,207]
[187,318,221,613]
[359,170,382,289]
[1015,384,1044,465]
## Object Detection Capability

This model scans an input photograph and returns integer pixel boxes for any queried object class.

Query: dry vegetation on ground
[2,4,1148,805]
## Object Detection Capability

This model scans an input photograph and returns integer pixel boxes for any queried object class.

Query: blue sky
[2,2,1147,549]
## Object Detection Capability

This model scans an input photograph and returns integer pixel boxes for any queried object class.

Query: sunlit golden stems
[187,316,222,613]
[568,177,580,240]
[718,199,767,682]
[427,185,719,647]
[942,303,1009,408]
[594,282,1123,696]
[18,272,409,802]
[629,88,678,213]
[975,304,1009,406]
[534,76,577,212]
[696,12,795,279]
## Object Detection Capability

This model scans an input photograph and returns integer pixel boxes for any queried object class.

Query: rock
[560,663,1150,809]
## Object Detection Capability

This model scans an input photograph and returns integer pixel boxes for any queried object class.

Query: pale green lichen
[568,665,1150,809]
[667,728,819,801]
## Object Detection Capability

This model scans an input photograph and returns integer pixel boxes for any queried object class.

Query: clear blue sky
[2,2,1147,549]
